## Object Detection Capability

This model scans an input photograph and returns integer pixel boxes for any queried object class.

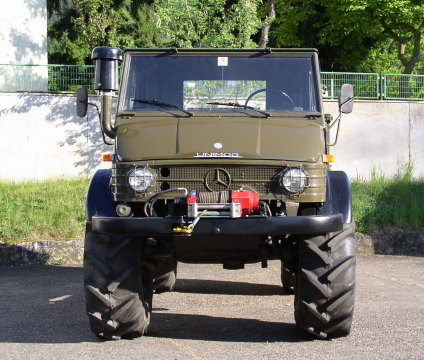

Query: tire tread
[84,229,151,339]
[295,222,356,339]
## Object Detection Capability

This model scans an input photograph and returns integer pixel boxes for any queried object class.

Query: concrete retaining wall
[1,93,423,180]
[325,101,424,179]
[0,93,110,180]
[0,240,84,267]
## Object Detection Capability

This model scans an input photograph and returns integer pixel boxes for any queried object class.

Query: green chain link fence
[48,65,96,93]
[0,64,96,93]
[383,74,424,100]
[1,64,424,100]
[321,72,380,99]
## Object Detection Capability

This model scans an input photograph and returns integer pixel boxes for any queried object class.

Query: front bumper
[92,214,344,236]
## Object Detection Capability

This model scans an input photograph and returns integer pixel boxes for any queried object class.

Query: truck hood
[115,116,324,162]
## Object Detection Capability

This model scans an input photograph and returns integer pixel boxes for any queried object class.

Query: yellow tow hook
[173,210,207,234]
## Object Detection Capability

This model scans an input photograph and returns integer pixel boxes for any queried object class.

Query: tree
[271,0,424,74]
[269,1,377,71]
[47,0,71,18]
[258,0,276,48]
[321,0,424,74]
[73,0,120,50]
[153,0,262,48]
[48,0,162,64]
[49,0,263,64]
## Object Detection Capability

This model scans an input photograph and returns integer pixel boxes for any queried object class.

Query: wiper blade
[132,99,194,117]
[206,102,271,118]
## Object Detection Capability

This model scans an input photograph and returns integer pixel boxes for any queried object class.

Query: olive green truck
[77,47,355,340]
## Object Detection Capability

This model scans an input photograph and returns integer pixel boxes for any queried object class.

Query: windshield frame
[117,49,323,116]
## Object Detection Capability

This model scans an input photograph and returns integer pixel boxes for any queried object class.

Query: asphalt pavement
[1,255,423,360]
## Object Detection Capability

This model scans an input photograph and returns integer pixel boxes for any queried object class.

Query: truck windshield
[119,53,320,114]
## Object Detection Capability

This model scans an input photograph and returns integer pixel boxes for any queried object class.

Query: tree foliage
[48,0,162,64]
[48,0,262,63]
[271,0,424,73]
[72,0,119,50]
[47,0,424,73]
[153,0,262,48]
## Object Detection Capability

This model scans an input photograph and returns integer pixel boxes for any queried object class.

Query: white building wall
[0,93,110,181]
[325,101,421,179]
[0,0,48,91]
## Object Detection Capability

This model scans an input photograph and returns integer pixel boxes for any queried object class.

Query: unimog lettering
[194,152,242,158]
[77,47,356,341]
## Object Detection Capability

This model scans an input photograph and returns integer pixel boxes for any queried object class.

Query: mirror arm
[326,84,353,147]
[328,113,340,130]
[79,100,113,146]
[325,111,342,147]
[79,101,100,114]
[340,96,354,110]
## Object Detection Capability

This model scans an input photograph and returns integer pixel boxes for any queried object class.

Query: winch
[186,189,260,218]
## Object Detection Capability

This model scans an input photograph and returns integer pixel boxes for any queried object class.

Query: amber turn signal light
[102,154,113,162]
[323,155,335,163]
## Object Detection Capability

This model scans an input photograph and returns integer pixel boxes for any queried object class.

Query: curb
[1,230,423,267]
[0,240,84,267]
[355,229,424,256]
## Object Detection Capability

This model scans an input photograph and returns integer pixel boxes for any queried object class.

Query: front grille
[112,164,326,201]
[156,166,282,193]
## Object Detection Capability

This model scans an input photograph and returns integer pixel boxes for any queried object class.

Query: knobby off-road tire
[84,225,151,339]
[153,254,177,294]
[281,261,296,294]
[295,222,356,339]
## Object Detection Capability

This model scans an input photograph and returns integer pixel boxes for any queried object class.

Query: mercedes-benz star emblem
[205,168,231,191]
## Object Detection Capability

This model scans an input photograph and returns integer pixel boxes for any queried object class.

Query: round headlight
[128,168,155,192]
[281,168,308,194]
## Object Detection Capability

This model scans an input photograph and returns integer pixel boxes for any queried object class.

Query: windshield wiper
[206,102,271,118]
[132,99,194,117]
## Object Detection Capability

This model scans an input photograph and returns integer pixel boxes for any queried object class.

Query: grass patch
[0,178,89,245]
[352,166,424,232]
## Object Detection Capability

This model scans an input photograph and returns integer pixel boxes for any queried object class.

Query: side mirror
[338,84,354,114]
[76,86,88,117]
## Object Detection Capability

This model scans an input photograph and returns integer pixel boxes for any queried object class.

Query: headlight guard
[128,168,155,192]
[280,168,309,194]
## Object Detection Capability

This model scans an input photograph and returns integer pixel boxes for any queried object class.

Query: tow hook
[173,211,207,234]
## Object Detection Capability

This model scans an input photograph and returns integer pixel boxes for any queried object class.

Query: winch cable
[173,210,207,234]
[187,210,207,230]
[197,191,230,204]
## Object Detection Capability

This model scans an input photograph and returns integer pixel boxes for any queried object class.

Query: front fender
[318,171,353,224]
[86,169,116,221]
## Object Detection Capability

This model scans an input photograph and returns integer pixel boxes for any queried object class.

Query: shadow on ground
[173,278,287,296]
[148,312,303,343]
[0,265,306,344]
